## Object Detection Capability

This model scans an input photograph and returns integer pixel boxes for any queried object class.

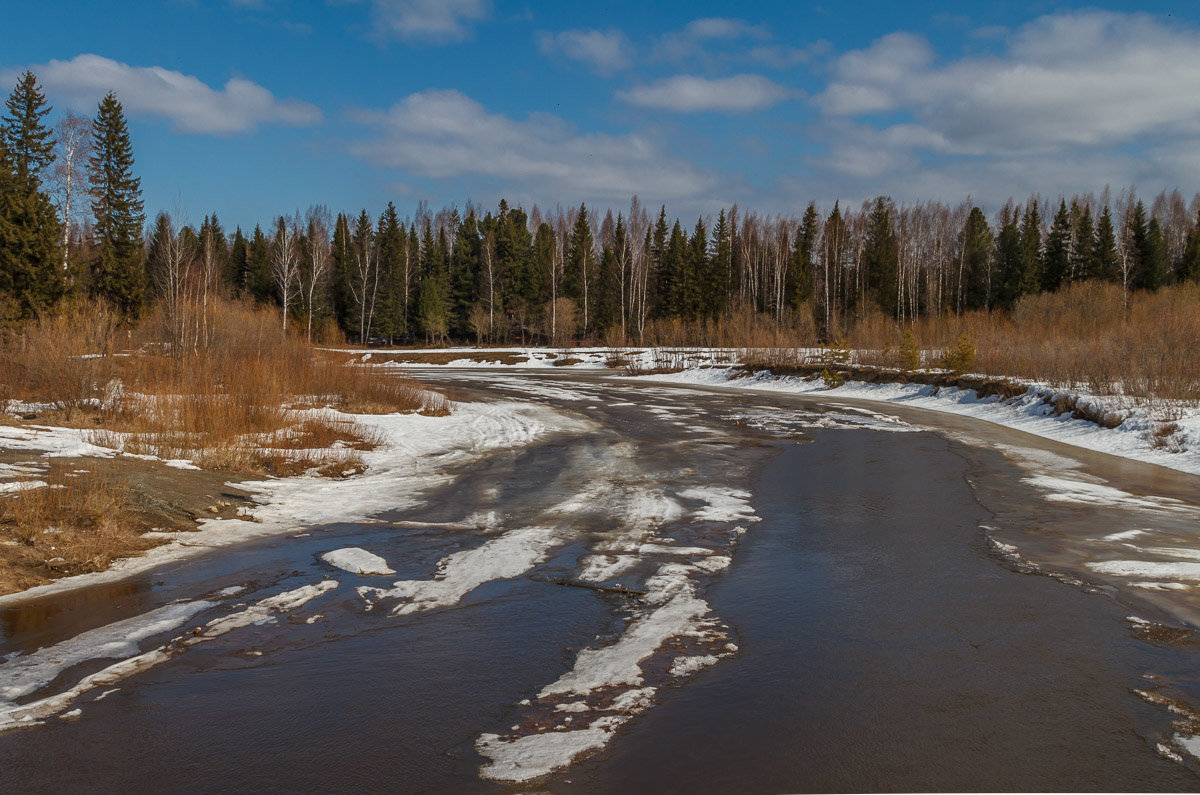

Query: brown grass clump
[0,460,161,592]
[1,299,448,476]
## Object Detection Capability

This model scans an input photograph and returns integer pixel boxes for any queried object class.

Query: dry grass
[0,460,161,592]
[0,299,447,476]
[622,283,1199,405]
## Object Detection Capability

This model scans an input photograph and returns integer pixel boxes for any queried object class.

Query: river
[1,369,1198,791]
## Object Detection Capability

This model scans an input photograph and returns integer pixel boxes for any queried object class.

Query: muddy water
[1,370,1199,792]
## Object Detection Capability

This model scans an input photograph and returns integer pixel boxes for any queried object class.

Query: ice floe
[321,547,395,576]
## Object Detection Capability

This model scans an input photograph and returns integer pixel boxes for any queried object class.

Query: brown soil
[0,448,257,597]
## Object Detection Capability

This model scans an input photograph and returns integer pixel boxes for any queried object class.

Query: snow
[1023,475,1191,513]
[0,600,215,706]
[357,526,560,615]
[669,654,720,677]
[320,547,395,576]
[640,366,1200,476]
[0,399,583,608]
[477,715,628,783]
[1087,560,1200,580]
[539,564,715,697]
[677,486,760,523]
[1104,529,1147,542]
[0,480,48,493]
[0,581,337,732]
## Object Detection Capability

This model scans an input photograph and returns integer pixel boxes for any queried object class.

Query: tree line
[4,71,1200,347]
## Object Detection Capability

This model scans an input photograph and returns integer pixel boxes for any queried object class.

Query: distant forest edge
[4,74,1200,350]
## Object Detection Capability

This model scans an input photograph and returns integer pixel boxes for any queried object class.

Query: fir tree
[1069,204,1095,281]
[1016,199,1042,298]
[564,204,595,334]
[3,71,55,190]
[88,92,145,317]
[959,206,992,312]
[863,196,898,316]
[790,202,819,311]
[1042,199,1071,292]
[1180,208,1200,284]
[1095,206,1120,282]
[0,143,63,318]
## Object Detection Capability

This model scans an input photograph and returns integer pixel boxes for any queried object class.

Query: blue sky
[3,1,1199,229]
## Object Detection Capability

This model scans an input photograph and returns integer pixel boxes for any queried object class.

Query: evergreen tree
[789,202,819,311]
[1180,208,1200,283]
[1042,199,1071,292]
[1070,204,1095,281]
[246,224,273,302]
[0,144,63,318]
[1095,206,1120,282]
[564,204,595,334]
[1140,216,1167,290]
[684,216,708,321]
[711,208,734,317]
[3,71,55,190]
[1016,199,1042,298]
[993,205,1022,310]
[88,92,145,317]
[863,196,898,316]
[960,206,993,312]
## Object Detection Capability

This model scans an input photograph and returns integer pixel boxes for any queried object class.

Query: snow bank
[640,367,1200,475]
[0,399,583,608]
[320,547,395,576]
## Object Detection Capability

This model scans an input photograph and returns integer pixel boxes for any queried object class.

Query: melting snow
[321,547,395,576]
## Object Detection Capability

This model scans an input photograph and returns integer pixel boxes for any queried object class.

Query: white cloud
[349,89,720,202]
[18,54,320,135]
[619,74,793,113]
[655,17,770,62]
[368,0,490,42]
[537,29,632,75]
[815,12,1200,155]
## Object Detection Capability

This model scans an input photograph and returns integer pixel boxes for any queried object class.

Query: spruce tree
[863,196,898,316]
[0,143,63,318]
[1042,200,1071,292]
[1016,199,1042,298]
[1070,205,1095,281]
[1095,206,1120,282]
[960,206,993,312]
[88,92,145,318]
[3,71,55,190]
[790,203,819,311]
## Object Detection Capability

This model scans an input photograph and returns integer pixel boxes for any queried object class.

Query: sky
[4,1,1200,230]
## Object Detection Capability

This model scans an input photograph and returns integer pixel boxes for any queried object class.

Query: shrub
[941,333,976,375]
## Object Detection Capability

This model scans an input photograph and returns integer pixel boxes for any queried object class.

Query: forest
[3,73,1200,351]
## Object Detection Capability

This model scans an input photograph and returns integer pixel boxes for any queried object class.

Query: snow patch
[321,547,395,576]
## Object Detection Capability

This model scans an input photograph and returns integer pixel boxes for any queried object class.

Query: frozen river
[2,369,1200,791]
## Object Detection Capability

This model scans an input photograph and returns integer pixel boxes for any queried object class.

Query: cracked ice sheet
[0,581,336,732]
[0,400,584,609]
[357,526,561,615]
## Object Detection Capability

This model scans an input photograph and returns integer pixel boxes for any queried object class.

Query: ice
[678,486,759,523]
[0,600,215,705]
[539,564,712,697]
[0,399,583,608]
[1087,560,1200,580]
[1104,529,1147,542]
[321,547,395,576]
[0,581,337,732]
[357,526,560,615]
[641,365,1200,476]
[477,715,628,783]
[669,654,720,677]
[1023,475,1190,513]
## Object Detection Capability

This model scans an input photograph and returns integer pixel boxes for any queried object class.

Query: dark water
[1,370,1198,792]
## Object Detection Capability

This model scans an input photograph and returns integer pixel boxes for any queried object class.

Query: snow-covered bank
[637,367,1200,476]
[0,399,586,607]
